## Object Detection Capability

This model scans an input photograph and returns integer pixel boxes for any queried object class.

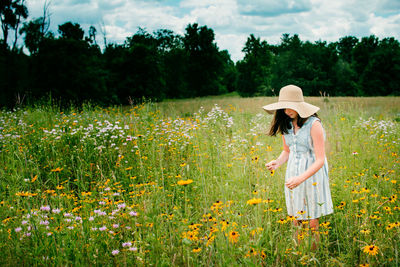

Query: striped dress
[283,116,333,220]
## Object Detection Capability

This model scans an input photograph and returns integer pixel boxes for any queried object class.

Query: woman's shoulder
[306,116,321,126]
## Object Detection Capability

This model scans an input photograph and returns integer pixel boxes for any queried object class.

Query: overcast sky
[26,0,400,62]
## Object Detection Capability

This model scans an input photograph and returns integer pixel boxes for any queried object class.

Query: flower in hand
[266,160,278,171]
[285,176,304,190]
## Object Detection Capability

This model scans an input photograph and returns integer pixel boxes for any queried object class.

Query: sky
[25,0,400,62]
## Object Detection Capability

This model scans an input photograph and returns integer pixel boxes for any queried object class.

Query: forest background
[1,0,400,108]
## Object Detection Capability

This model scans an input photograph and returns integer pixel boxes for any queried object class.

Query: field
[0,96,399,266]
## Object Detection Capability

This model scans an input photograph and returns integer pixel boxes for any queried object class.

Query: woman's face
[284,108,298,119]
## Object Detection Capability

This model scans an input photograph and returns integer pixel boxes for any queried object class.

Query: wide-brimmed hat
[262,85,319,118]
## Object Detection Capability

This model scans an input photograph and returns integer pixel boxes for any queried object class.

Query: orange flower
[177,179,193,186]
[247,198,262,205]
[228,231,239,243]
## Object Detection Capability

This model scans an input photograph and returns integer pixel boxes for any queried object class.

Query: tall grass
[0,96,399,266]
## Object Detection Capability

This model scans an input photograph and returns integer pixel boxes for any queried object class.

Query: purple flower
[112,224,119,229]
[122,242,132,247]
[129,211,138,217]
[40,206,51,212]
[129,247,138,252]
[15,227,22,233]
[99,226,107,231]
[117,203,126,209]
[52,208,61,214]
[112,250,119,255]
[40,220,49,226]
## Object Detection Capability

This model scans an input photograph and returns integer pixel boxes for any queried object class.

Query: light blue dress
[283,116,333,220]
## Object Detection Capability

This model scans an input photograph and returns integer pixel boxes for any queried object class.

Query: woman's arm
[285,121,325,189]
[266,135,290,170]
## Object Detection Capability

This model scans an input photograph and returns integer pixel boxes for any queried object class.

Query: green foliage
[1,4,400,108]
[0,98,399,265]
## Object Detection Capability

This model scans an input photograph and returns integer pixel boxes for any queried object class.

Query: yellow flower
[51,167,63,172]
[360,229,370,234]
[228,231,239,244]
[247,198,262,205]
[270,170,275,176]
[362,245,379,256]
[277,218,287,224]
[177,179,193,186]
[31,175,38,183]
[192,247,201,253]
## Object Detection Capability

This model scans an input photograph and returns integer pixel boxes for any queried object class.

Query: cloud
[237,0,312,17]
[22,0,400,62]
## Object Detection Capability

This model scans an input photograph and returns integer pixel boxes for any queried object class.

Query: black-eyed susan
[192,247,201,253]
[177,179,193,186]
[228,230,239,244]
[362,245,379,256]
[277,218,287,224]
[247,198,262,205]
[360,229,370,234]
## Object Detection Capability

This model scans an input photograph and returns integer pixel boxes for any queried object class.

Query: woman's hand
[285,176,304,190]
[266,160,279,171]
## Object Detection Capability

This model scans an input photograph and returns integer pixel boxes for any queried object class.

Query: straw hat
[262,85,319,118]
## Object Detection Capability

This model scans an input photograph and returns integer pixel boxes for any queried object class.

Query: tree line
[1,0,400,108]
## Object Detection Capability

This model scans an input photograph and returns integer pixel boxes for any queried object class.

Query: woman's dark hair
[268,109,319,136]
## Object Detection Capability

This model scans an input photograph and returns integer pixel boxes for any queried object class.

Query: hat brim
[262,101,319,118]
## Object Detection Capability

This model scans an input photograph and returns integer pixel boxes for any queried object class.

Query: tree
[0,0,28,48]
[183,23,225,97]
[337,36,358,63]
[58,22,84,40]
[19,17,50,54]
[236,34,272,96]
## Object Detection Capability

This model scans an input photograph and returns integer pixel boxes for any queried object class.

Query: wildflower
[52,208,61,214]
[297,210,306,215]
[270,170,275,176]
[277,218,287,224]
[192,247,202,253]
[362,245,379,256]
[112,224,119,228]
[112,250,119,255]
[51,167,63,172]
[31,175,38,183]
[99,226,107,231]
[15,227,22,233]
[228,231,239,243]
[40,206,51,212]
[247,198,262,205]
[128,247,138,252]
[360,229,370,234]
[177,179,193,186]
[122,242,132,247]
[129,211,138,217]
[359,264,369,267]
[117,203,126,209]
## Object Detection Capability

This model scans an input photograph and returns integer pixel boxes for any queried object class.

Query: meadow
[0,96,399,266]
